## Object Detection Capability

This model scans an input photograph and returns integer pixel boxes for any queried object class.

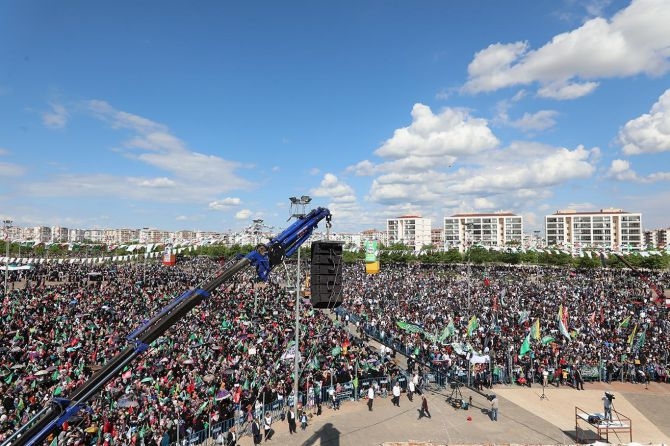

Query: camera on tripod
[449,381,462,389]
[605,392,615,401]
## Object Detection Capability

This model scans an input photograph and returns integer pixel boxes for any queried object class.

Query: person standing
[252,418,262,445]
[418,395,431,419]
[392,382,401,407]
[367,385,375,411]
[407,378,415,402]
[574,366,585,390]
[286,408,297,435]
[263,412,274,441]
[602,393,613,422]
[490,394,499,421]
[300,410,308,430]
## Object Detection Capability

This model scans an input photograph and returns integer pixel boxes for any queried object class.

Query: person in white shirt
[407,378,415,401]
[367,385,375,411]
[392,382,401,407]
[263,412,274,441]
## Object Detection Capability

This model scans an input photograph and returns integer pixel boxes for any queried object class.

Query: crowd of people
[341,262,670,390]
[1,256,669,445]
[0,258,392,445]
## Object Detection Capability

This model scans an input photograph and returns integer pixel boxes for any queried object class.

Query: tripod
[448,382,465,408]
[539,384,548,400]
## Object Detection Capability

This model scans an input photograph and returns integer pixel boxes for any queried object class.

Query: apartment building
[386,215,432,251]
[50,226,69,243]
[643,228,669,249]
[443,212,523,252]
[544,208,642,250]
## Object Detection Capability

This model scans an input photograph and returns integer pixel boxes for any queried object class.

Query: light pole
[464,222,473,311]
[3,219,12,298]
[289,195,311,420]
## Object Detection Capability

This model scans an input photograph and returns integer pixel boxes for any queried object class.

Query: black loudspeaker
[310,241,344,308]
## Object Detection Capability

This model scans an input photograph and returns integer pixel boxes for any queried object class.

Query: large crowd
[0,258,393,446]
[342,263,670,389]
[1,257,669,446]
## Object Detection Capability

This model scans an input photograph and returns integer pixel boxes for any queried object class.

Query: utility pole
[289,195,311,420]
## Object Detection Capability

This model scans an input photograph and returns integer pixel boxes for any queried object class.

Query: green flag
[541,335,555,345]
[519,333,531,356]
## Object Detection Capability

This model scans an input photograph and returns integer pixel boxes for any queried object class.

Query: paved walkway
[236,380,670,445]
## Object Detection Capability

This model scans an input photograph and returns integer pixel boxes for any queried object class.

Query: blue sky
[1,0,670,235]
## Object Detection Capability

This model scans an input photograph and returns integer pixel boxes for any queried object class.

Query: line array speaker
[309,241,344,308]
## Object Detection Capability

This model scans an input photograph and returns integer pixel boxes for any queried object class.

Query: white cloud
[607,158,670,182]
[607,159,639,181]
[618,89,670,155]
[510,110,559,132]
[235,209,252,220]
[473,197,496,209]
[311,173,356,203]
[24,101,255,204]
[495,99,559,132]
[346,160,377,176]
[137,177,176,188]
[462,0,670,98]
[42,102,69,129]
[375,103,499,159]
[208,197,241,210]
[537,81,599,99]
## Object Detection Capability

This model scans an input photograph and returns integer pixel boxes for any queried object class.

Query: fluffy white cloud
[367,138,597,212]
[42,103,69,129]
[311,173,356,203]
[463,0,670,98]
[607,159,639,181]
[375,103,499,160]
[618,89,670,155]
[208,197,241,210]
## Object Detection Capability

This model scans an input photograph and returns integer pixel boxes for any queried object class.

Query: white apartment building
[386,215,432,251]
[24,226,52,243]
[544,208,642,250]
[68,229,86,243]
[443,212,523,252]
[361,229,387,247]
[51,226,69,243]
[643,228,669,249]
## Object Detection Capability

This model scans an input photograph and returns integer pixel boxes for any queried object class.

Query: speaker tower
[310,241,344,308]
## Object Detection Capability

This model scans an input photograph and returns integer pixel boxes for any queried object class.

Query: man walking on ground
[367,386,375,411]
[418,395,431,419]
[392,382,401,407]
